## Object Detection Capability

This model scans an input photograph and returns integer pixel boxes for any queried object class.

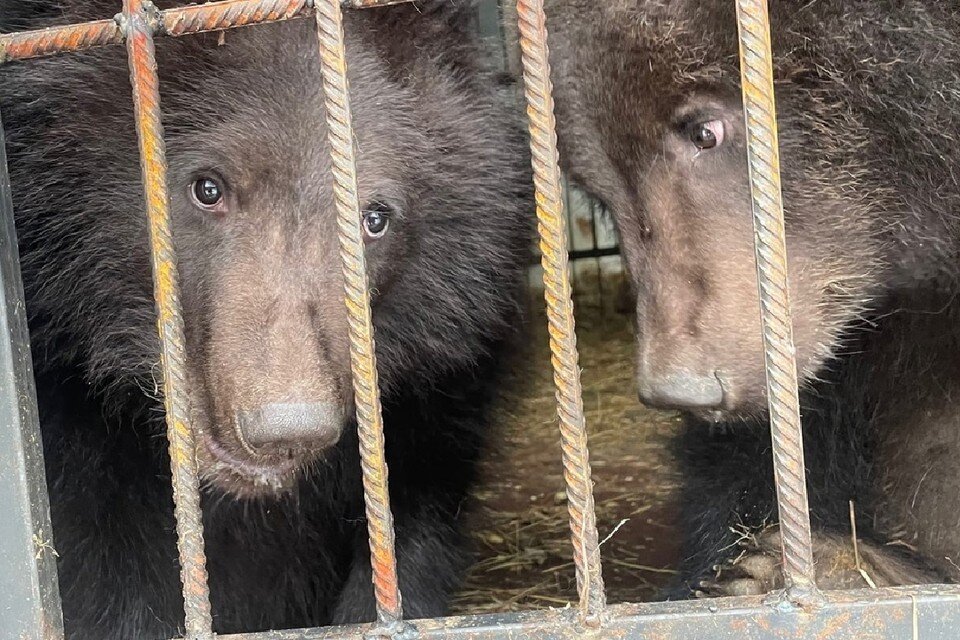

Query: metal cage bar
[0,0,308,62]
[515,0,606,626]
[121,1,215,637]
[0,0,425,65]
[212,586,960,640]
[734,0,818,598]
[0,112,64,640]
[313,0,405,627]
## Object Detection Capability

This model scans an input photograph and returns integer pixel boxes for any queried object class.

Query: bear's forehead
[159,22,394,114]
[154,22,423,163]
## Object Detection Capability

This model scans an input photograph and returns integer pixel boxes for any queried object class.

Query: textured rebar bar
[0,19,122,62]
[122,1,214,638]
[0,0,416,64]
[342,0,415,7]
[162,0,310,36]
[515,0,605,625]
[314,0,403,626]
[734,0,817,596]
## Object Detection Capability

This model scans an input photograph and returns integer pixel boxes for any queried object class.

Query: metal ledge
[213,585,960,640]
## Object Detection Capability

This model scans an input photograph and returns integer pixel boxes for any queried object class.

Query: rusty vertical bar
[734,0,817,597]
[121,1,214,638]
[515,0,606,625]
[314,0,404,627]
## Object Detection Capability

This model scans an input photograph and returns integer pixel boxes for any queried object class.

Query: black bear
[543,0,960,594]
[0,0,532,637]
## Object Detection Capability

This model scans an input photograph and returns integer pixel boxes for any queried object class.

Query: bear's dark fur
[542,0,960,594]
[1,1,532,637]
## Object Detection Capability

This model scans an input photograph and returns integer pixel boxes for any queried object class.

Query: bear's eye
[361,201,393,240]
[190,177,226,211]
[687,119,725,150]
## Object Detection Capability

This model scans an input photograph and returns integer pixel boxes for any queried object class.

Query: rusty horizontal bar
[0,17,122,62]
[162,0,311,36]
[342,0,416,7]
[0,0,418,64]
[205,585,960,640]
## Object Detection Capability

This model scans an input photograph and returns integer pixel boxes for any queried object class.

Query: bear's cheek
[640,248,842,418]
[702,248,871,416]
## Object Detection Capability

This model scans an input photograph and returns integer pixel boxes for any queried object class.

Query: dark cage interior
[0,2,958,640]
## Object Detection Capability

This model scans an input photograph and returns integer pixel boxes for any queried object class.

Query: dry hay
[451,267,685,614]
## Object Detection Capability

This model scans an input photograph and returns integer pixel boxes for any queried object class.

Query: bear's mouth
[200,431,302,494]
[203,433,299,476]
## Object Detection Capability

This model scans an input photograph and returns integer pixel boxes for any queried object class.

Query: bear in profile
[544,0,960,594]
[1,1,531,637]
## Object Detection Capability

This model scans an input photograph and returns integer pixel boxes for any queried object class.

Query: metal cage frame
[1,1,959,639]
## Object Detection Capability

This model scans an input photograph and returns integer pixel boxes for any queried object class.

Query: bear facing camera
[0,0,533,637]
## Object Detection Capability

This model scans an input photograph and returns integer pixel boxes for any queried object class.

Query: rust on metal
[214,585,960,640]
[341,0,416,7]
[0,0,417,64]
[121,1,214,638]
[0,18,122,63]
[313,0,404,627]
[515,0,606,626]
[161,0,311,37]
[734,0,818,600]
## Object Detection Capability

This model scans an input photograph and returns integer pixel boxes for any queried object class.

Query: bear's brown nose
[237,402,344,449]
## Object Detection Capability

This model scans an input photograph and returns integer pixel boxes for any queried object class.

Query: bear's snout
[237,402,344,449]
[237,401,344,450]
[193,245,354,493]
